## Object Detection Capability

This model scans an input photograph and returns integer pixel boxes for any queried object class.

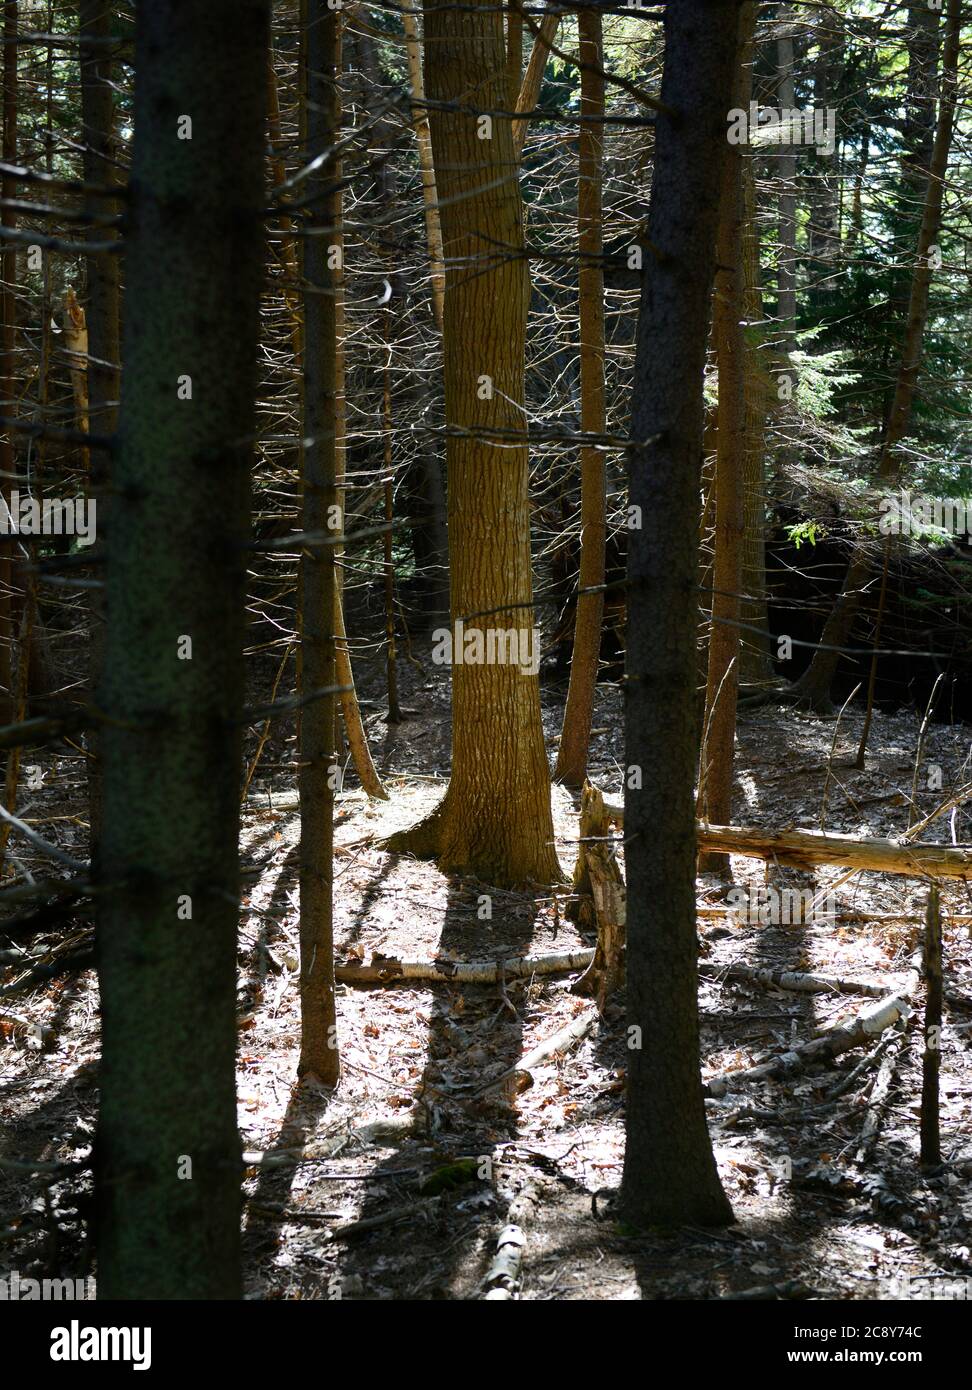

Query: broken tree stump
[571,782,625,1009]
[920,885,943,1168]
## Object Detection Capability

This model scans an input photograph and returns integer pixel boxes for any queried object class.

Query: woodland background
[0,0,970,1307]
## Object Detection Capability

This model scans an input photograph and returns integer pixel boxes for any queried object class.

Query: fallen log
[855,1024,911,1168]
[335,949,594,986]
[478,1008,597,1098]
[704,979,917,1098]
[482,1223,526,1300]
[698,961,889,999]
[590,791,972,879]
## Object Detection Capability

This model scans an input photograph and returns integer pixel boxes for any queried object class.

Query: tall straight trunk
[506,0,523,109]
[267,46,303,358]
[896,3,940,313]
[96,0,269,1299]
[328,24,387,802]
[775,7,798,360]
[512,8,560,159]
[554,7,605,788]
[0,0,16,724]
[789,0,960,711]
[621,0,736,1230]
[739,155,771,688]
[402,1,445,332]
[879,0,960,472]
[388,0,560,887]
[806,12,841,313]
[698,2,755,872]
[79,0,121,853]
[382,309,402,724]
[298,0,341,1086]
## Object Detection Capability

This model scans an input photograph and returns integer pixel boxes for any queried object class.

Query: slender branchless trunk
[775,7,798,361]
[554,8,605,788]
[512,8,559,160]
[698,3,755,870]
[298,0,342,1086]
[0,1,17,724]
[621,0,736,1230]
[96,0,269,1299]
[402,1,445,332]
[738,154,771,689]
[79,0,121,852]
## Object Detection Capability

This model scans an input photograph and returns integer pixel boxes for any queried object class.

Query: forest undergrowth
[3,650,971,1301]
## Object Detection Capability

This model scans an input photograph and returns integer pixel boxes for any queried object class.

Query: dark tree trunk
[298,0,340,1087]
[95,0,269,1300]
[621,0,736,1229]
[79,0,121,853]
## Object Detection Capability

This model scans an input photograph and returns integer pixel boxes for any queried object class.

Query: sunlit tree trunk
[555,7,605,788]
[698,1,754,874]
[402,1,445,332]
[388,0,560,887]
[297,0,341,1086]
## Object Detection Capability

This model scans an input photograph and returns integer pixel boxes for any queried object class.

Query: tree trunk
[298,0,341,1087]
[95,0,269,1299]
[879,0,960,473]
[401,1,445,332]
[739,153,771,688]
[789,0,960,710]
[806,12,842,315]
[775,7,798,361]
[506,0,523,110]
[620,0,736,1230]
[512,8,559,159]
[387,0,560,888]
[0,1,17,725]
[554,7,605,788]
[698,2,754,871]
[79,0,121,855]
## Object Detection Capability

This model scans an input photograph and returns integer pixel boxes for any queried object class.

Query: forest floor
[2,645,972,1300]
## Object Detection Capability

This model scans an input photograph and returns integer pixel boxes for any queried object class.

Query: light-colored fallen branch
[697,823,972,879]
[854,1024,912,1168]
[335,949,594,986]
[595,792,972,879]
[478,1009,597,1098]
[699,961,890,999]
[482,1223,526,1300]
[705,981,916,1098]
